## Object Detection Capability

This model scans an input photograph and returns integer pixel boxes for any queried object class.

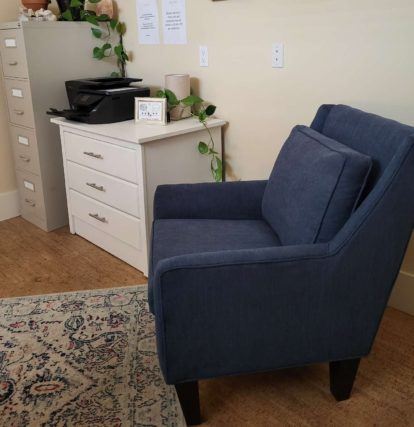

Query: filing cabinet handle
[86,182,105,192]
[19,155,31,162]
[83,151,103,159]
[8,61,18,66]
[25,198,36,207]
[89,213,107,223]
[14,110,24,116]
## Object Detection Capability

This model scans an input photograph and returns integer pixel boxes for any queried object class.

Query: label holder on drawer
[18,135,29,146]
[12,88,23,98]
[23,180,35,192]
[4,38,17,48]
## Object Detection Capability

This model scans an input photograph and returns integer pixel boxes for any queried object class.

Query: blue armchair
[149,105,414,425]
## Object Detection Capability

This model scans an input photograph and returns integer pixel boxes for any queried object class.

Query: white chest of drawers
[0,21,117,231]
[51,117,226,276]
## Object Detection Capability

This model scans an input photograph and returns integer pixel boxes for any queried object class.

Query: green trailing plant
[157,89,222,182]
[61,0,129,77]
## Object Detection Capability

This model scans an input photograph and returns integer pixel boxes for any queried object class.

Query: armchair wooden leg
[175,381,201,425]
[329,358,361,401]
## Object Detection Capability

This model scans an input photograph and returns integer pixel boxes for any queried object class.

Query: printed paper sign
[162,0,187,45]
[137,0,160,44]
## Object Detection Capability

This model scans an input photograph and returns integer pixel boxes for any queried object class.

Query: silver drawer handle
[83,151,103,159]
[19,155,30,162]
[8,61,18,66]
[89,213,107,223]
[86,182,105,192]
[14,110,24,115]
[25,198,36,207]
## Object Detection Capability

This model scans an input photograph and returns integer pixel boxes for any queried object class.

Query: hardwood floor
[0,217,145,298]
[1,217,413,426]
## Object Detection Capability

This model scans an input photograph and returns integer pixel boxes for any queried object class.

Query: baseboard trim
[0,190,20,221]
[389,271,414,316]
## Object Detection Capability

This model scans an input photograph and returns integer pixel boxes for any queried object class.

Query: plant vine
[157,89,222,182]
[60,0,129,77]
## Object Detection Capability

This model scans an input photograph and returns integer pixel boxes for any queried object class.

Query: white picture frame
[135,97,167,125]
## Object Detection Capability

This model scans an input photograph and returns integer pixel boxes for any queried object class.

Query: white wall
[119,0,414,180]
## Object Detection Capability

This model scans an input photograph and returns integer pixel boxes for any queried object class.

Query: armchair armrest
[154,180,268,220]
[152,243,343,384]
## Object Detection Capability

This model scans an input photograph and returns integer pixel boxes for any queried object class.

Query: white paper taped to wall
[162,0,187,45]
[136,0,160,44]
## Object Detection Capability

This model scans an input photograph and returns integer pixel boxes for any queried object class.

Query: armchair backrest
[320,107,414,354]
[311,104,414,195]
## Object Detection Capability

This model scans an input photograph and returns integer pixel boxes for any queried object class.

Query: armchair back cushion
[262,125,372,245]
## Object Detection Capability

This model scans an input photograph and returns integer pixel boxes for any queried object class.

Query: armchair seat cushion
[149,219,281,310]
[152,219,281,270]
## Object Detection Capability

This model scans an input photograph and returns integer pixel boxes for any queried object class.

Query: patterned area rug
[0,285,185,426]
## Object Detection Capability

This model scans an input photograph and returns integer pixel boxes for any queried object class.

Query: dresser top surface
[51,117,226,144]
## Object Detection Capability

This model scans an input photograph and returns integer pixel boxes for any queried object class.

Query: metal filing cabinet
[0,21,116,231]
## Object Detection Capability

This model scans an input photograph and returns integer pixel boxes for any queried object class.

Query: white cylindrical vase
[165,74,191,121]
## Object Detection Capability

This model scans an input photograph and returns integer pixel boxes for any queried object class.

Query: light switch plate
[200,46,209,67]
[272,43,284,68]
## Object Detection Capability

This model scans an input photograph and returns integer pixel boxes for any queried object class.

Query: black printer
[48,77,150,124]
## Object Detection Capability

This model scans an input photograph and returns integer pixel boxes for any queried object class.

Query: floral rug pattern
[0,285,185,426]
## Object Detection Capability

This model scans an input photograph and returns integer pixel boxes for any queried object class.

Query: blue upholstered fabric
[262,125,372,245]
[312,104,414,193]
[154,181,267,220]
[148,219,281,310]
[149,105,414,385]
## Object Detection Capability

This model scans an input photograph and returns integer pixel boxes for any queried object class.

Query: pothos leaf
[101,43,112,53]
[198,110,207,123]
[198,141,209,155]
[91,27,102,38]
[116,22,127,35]
[61,9,73,21]
[85,14,99,26]
[205,104,216,116]
[211,156,223,182]
[93,46,104,59]
[164,89,179,106]
[181,95,203,107]
[70,0,83,7]
[97,14,110,22]
[114,44,123,60]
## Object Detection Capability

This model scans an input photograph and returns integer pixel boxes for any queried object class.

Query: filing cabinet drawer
[10,126,40,175]
[4,78,34,128]
[67,161,140,217]
[16,170,45,220]
[0,29,28,78]
[64,132,139,183]
[70,189,142,250]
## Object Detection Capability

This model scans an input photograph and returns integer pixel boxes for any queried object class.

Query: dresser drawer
[10,126,40,175]
[4,79,35,128]
[64,132,138,183]
[70,190,142,250]
[16,170,45,220]
[67,161,140,217]
[0,29,28,78]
